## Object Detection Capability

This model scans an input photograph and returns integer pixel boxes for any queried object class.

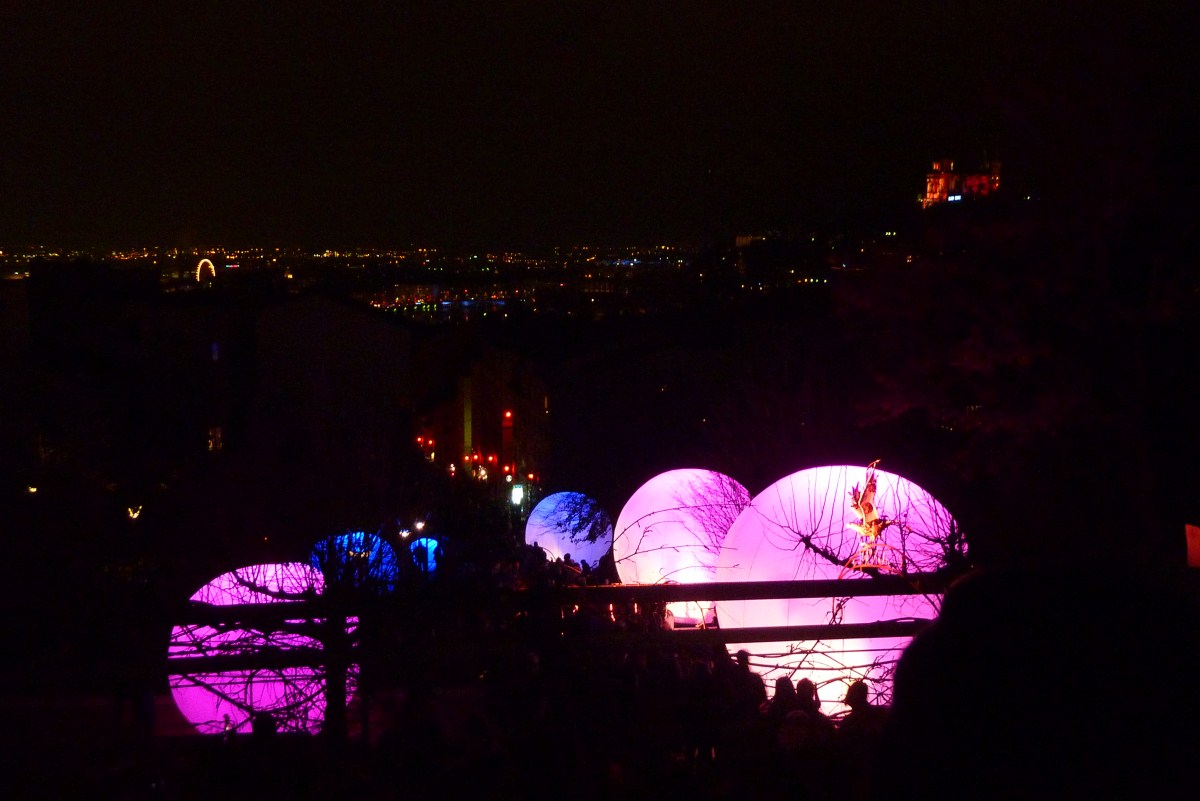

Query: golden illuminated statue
[842,460,902,576]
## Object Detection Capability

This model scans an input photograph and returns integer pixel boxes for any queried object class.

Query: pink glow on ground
[715,465,964,712]
[168,562,355,735]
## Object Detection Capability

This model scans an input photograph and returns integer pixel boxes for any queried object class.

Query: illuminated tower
[922,157,1001,206]
[501,408,513,473]
[922,160,956,208]
[461,375,473,457]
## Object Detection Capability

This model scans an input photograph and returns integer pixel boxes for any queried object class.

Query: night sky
[2,2,1192,250]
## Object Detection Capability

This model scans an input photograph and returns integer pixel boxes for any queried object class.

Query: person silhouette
[251,711,277,739]
[732,649,767,716]
[871,566,1200,801]
[766,676,800,724]
[779,678,835,753]
[839,680,888,737]
[835,679,887,799]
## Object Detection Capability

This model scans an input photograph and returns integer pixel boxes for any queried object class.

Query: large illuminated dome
[525,491,612,570]
[168,562,356,735]
[614,468,751,625]
[716,464,965,710]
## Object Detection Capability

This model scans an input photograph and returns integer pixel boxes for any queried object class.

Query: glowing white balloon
[716,464,965,710]
[525,491,612,570]
[614,468,750,625]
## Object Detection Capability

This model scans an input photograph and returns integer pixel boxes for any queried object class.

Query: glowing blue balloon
[410,537,440,574]
[310,531,400,592]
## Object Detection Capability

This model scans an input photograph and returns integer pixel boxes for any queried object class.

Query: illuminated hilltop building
[921,159,1001,207]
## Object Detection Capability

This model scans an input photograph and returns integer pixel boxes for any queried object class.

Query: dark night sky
[1,2,1193,250]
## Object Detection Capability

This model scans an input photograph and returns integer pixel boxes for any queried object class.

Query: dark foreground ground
[1,690,859,801]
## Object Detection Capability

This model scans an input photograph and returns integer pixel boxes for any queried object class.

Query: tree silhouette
[167,562,357,736]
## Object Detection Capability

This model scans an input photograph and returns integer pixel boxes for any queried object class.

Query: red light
[503,465,511,473]
[473,454,480,461]
[527,473,534,480]
[504,410,513,418]
[487,454,496,462]
[416,436,424,444]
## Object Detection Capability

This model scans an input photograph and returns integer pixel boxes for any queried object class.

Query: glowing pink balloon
[168,562,356,735]
[716,465,965,710]
[614,468,750,625]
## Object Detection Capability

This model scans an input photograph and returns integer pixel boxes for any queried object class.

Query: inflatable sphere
[716,464,965,710]
[310,530,400,593]
[525,491,612,571]
[614,468,751,626]
[410,537,440,574]
[168,562,357,734]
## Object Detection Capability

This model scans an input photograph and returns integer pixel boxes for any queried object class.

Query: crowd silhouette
[23,543,1200,801]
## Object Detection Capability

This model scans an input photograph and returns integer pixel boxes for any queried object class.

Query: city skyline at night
[2,5,1199,795]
